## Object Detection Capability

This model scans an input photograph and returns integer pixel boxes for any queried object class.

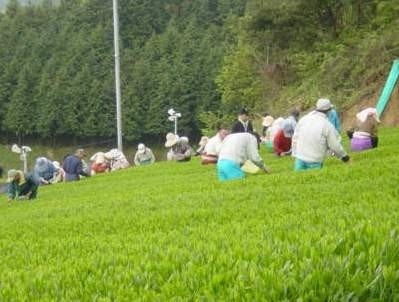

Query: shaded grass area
[0,128,398,300]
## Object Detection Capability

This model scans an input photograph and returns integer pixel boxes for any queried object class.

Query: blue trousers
[294,159,323,171]
[217,159,244,181]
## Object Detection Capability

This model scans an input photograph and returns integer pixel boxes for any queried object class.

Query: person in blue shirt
[62,149,91,182]
[327,108,341,132]
[33,157,56,185]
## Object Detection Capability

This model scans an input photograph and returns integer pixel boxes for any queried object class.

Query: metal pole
[174,117,177,135]
[22,152,28,173]
[113,0,123,151]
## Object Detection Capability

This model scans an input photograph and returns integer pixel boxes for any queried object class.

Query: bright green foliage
[1,128,399,300]
[217,0,399,114]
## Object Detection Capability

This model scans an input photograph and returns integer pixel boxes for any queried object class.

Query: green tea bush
[0,128,398,300]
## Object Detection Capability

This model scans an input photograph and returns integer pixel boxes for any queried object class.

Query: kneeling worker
[7,169,38,201]
[201,127,229,164]
[134,143,155,166]
[217,132,270,181]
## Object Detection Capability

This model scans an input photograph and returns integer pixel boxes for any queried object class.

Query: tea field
[1,128,399,301]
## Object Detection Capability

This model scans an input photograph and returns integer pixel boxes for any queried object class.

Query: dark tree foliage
[0,0,246,142]
[1,0,398,143]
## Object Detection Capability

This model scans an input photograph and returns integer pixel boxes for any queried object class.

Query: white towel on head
[356,108,380,123]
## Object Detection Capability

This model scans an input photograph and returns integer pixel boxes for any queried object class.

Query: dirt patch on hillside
[341,85,399,130]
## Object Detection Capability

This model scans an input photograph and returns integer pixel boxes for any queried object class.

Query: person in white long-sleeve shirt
[201,128,229,164]
[292,98,350,171]
[217,132,270,181]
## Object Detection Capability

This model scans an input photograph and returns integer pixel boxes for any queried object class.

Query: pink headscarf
[356,108,380,123]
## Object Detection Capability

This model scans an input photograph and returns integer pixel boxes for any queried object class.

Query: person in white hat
[292,98,350,171]
[6,169,38,201]
[134,143,155,166]
[165,133,192,162]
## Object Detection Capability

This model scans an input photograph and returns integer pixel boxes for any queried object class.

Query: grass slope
[1,128,399,300]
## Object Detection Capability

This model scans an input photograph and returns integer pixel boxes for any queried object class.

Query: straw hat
[7,169,19,183]
[165,133,178,148]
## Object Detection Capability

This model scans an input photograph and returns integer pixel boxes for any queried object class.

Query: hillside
[0,1,398,145]
[0,128,398,300]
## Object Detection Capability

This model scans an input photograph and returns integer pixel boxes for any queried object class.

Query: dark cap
[239,108,249,115]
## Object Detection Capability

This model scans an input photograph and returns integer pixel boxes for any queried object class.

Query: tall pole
[174,118,177,135]
[22,151,28,173]
[113,0,123,151]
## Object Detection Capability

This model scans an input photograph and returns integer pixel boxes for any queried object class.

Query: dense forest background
[0,0,398,145]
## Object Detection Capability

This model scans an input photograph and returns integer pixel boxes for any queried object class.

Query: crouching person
[165,134,192,162]
[273,120,294,157]
[7,169,38,201]
[90,152,110,174]
[217,132,270,181]
[134,144,155,166]
[201,127,229,164]
[350,108,380,152]
[104,149,130,171]
[33,157,56,185]
[63,149,91,182]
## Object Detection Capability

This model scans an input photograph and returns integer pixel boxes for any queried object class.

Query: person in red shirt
[273,120,294,156]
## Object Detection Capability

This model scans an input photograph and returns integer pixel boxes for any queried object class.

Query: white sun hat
[316,98,334,111]
[165,133,179,148]
[138,143,146,154]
